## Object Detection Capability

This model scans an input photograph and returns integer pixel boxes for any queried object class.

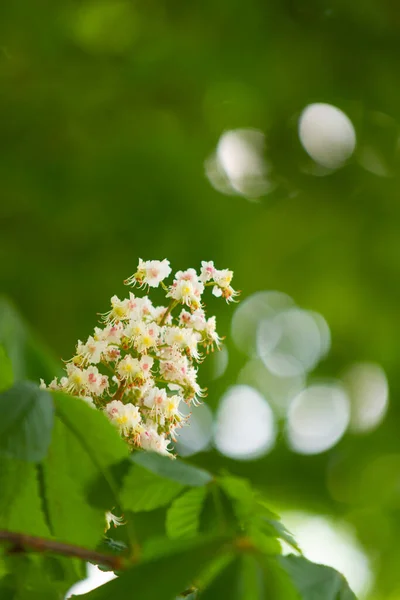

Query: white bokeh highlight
[231,291,295,357]
[342,362,389,433]
[257,308,329,377]
[214,385,276,460]
[282,512,372,598]
[237,359,304,417]
[206,128,274,198]
[175,401,214,457]
[299,103,356,169]
[287,383,350,454]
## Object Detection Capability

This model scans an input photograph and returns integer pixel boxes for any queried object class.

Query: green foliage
[0,298,61,383]
[131,451,213,486]
[166,486,208,539]
[279,555,357,600]
[0,458,50,537]
[199,554,300,600]
[0,368,357,598]
[43,391,131,547]
[0,301,357,598]
[121,463,184,512]
[43,414,108,548]
[77,537,227,600]
[0,346,13,393]
[0,381,54,462]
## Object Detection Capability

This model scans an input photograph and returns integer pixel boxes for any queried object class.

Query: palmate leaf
[0,457,50,537]
[121,464,184,512]
[0,381,54,462]
[42,416,107,548]
[217,475,281,551]
[0,553,85,600]
[199,554,300,600]
[75,536,227,600]
[264,518,302,554]
[279,555,357,600]
[43,392,130,548]
[166,486,208,539]
[131,451,213,486]
[121,453,212,514]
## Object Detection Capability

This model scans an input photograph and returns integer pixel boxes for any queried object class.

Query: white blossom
[41,258,237,457]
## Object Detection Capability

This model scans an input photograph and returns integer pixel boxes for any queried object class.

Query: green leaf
[76,536,227,600]
[199,556,240,599]
[0,297,61,383]
[166,486,208,539]
[0,381,54,462]
[0,346,13,392]
[279,555,357,599]
[121,464,184,512]
[1,554,63,600]
[200,554,299,600]
[42,416,107,548]
[0,457,50,537]
[43,392,130,547]
[263,519,302,554]
[218,474,256,522]
[53,391,130,467]
[132,451,213,486]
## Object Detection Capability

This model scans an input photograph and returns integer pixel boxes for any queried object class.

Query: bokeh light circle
[298,103,356,169]
[231,291,295,357]
[214,385,276,460]
[257,308,327,377]
[237,359,305,417]
[175,402,214,457]
[287,383,350,454]
[342,362,389,433]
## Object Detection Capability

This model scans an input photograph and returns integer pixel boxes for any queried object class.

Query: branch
[0,530,132,571]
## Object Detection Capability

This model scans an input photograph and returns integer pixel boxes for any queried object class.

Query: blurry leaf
[263,519,302,554]
[75,536,227,600]
[1,554,62,600]
[121,464,184,512]
[249,529,282,555]
[0,381,54,462]
[239,555,267,600]
[0,457,50,537]
[200,554,299,600]
[218,474,256,522]
[87,457,132,511]
[131,452,213,486]
[43,392,130,547]
[166,486,208,539]
[0,346,13,392]
[279,555,357,599]
[260,556,301,600]
[199,556,240,599]
[41,555,86,598]
[0,297,61,383]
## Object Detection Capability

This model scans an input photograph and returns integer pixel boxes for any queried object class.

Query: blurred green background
[2,1,400,598]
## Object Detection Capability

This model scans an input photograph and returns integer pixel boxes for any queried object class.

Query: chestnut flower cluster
[41,259,238,458]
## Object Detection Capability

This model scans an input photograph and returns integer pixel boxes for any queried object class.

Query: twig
[0,530,132,571]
